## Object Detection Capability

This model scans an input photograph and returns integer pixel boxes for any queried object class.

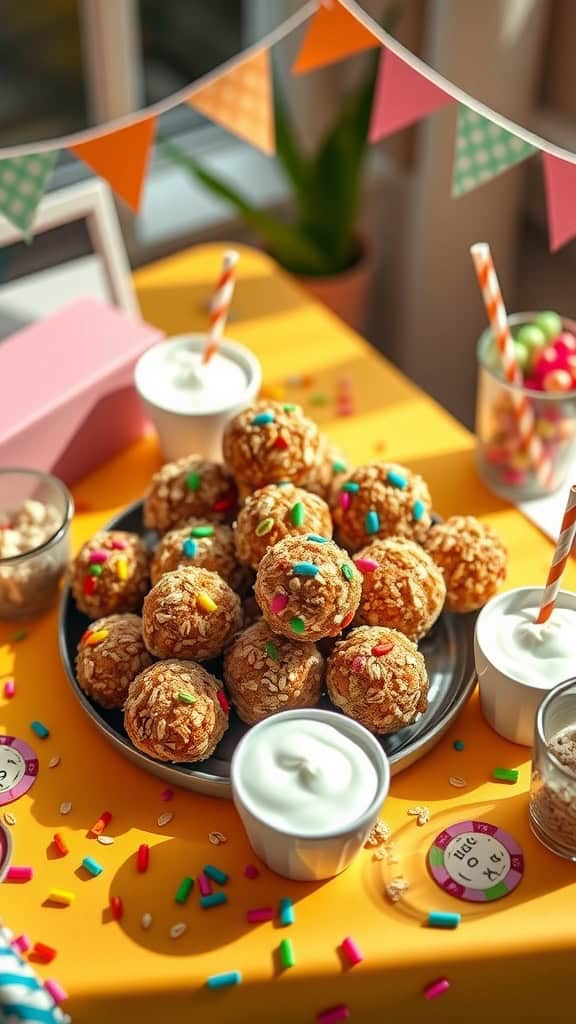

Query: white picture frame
[0,179,138,316]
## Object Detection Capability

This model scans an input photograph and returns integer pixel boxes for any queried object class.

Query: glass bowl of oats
[0,468,74,620]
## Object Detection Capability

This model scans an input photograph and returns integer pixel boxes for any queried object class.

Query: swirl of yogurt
[492,605,576,689]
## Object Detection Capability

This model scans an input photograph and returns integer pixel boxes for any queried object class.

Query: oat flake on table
[59,801,72,815]
[48,756,61,769]
[209,831,228,845]
[170,922,187,939]
[157,811,174,827]
[97,835,114,846]
[3,812,16,826]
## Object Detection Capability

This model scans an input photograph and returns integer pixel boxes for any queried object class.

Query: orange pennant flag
[71,117,156,212]
[292,0,380,76]
[188,49,274,155]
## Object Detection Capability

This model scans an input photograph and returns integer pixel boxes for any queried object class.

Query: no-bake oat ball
[255,534,362,642]
[222,400,320,490]
[224,620,324,724]
[331,462,432,552]
[71,531,150,619]
[151,519,245,591]
[354,537,446,641]
[327,625,428,734]
[423,515,507,613]
[234,483,333,570]
[124,659,228,762]
[143,456,237,534]
[142,566,242,660]
[75,613,153,709]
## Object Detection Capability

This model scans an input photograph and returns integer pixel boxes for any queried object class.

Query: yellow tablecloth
[1,245,575,1023]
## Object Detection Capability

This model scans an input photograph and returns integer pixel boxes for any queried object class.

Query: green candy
[534,310,562,341]
[513,340,530,372]
[186,471,201,491]
[515,323,546,353]
[290,616,305,635]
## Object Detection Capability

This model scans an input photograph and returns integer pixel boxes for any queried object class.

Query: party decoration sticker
[0,152,58,238]
[428,819,524,902]
[0,736,39,806]
[0,820,12,881]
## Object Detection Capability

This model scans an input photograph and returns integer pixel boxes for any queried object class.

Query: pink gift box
[0,297,163,484]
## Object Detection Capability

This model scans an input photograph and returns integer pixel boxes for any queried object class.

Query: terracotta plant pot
[293,243,372,334]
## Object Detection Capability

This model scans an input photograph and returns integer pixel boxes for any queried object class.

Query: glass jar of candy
[529,677,576,861]
[475,312,576,500]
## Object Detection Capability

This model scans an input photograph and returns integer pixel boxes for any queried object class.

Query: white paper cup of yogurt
[134,334,262,462]
[230,708,390,882]
[475,586,576,746]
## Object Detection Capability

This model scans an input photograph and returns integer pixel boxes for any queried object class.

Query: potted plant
[162,9,398,331]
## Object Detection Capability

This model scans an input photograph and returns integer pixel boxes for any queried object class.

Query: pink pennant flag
[542,152,576,252]
[369,49,453,142]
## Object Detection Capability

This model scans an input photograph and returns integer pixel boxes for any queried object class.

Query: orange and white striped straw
[470,243,554,490]
[536,484,576,623]
[202,249,239,365]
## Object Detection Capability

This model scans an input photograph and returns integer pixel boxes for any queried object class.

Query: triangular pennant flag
[369,49,453,142]
[71,117,156,212]
[0,152,58,239]
[292,0,380,76]
[188,50,274,155]
[542,152,576,252]
[452,106,535,198]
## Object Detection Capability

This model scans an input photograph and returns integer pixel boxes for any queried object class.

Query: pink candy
[354,557,378,573]
[246,906,274,923]
[423,977,450,1000]
[88,550,109,564]
[270,593,288,614]
[7,866,33,882]
[352,656,365,673]
[197,872,213,897]
[339,491,351,511]
[3,678,15,698]
[44,979,68,1005]
[244,864,259,879]
[341,936,364,966]
[11,934,31,953]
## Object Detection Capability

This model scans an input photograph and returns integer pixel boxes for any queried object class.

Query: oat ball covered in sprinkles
[71,531,150,619]
[143,456,237,534]
[142,566,242,660]
[254,534,362,642]
[222,400,321,490]
[151,519,245,591]
[330,462,433,552]
[327,625,428,734]
[234,483,333,570]
[223,620,324,724]
[424,515,507,613]
[124,660,228,762]
[75,614,153,709]
[354,537,446,641]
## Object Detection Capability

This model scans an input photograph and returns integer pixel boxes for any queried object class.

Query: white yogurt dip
[237,718,378,835]
[135,340,248,414]
[491,604,576,689]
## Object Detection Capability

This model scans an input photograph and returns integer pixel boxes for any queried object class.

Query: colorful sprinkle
[111,538,126,550]
[274,435,289,450]
[200,892,227,909]
[191,527,214,541]
[3,678,15,699]
[44,979,68,1005]
[341,610,355,629]
[30,720,49,739]
[283,403,297,412]
[310,393,329,406]
[82,856,103,877]
[11,629,27,643]
[175,876,194,904]
[182,538,197,558]
[453,740,465,751]
[413,499,425,521]
[290,501,305,526]
[244,864,260,878]
[88,564,103,577]
[341,482,360,493]
[178,690,196,705]
[48,889,75,906]
[423,978,450,1000]
[352,656,365,672]
[290,616,305,635]
[332,460,347,474]
[252,411,275,425]
[11,935,31,954]
[53,834,68,857]
[90,810,112,836]
[89,550,109,564]
[7,866,33,882]
[246,906,274,923]
[316,1005,350,1024]
[354,557,379,573]
[280,937,295,968]
[341,936,364,966]
[83,576,97,596]
[339,491,351,511]
[307,534,328,543]
[293,561,319,577]
[387,470,408,489]
[428,911,461,929]
[341,563,353,582]
[161,788,174,801]
[372,643,393,656]
[256,517,274,537]
[137,844,150,873]
[197,591,218,612]
[186,471,201,491]
[110,896,123,921]
[365,510,380,534]
[85,629,109,646]
[217,690,230,713]
[271,592,288,614]
[116,557,129,581]
[207,971,242,989]
[197,872,213,897]
[33,942,57,964]
[266,641,279,661]
[492,767,519,784]
[204,864,229,885]
[214,495,235,512]
[279,898,294,926]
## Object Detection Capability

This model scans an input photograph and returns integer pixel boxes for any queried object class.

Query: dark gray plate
[59,501,478,798]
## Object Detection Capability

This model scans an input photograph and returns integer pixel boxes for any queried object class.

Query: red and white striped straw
[202,249,239,365]
[470,243,554,489]
[536,484,576,623]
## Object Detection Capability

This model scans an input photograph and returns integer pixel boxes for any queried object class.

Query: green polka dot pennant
[452,106,535,198]
[0,152,58,239]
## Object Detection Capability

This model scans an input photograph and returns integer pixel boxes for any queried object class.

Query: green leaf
[273,71,311,210]
[161,141,331,275]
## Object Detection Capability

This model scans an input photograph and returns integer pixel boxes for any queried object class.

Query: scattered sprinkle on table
[170,922,187,940]
[7,866,33,882]
[198,872,213,897]
[11,629,27,643]
[204,864,228,885]
[175,876,194,904]
[3,678,15,698]
[279,898,294,926]
[30,720,50,739]
[246,906,274,924]
[11,935,31,953]
[48,756,61,769]
[428,911,461,930]
[59,802,72,816]
[44,979,68,1005]
[110,896,123,921]
[157,812,174,827]
[200,892,227,909]
[207,971,242,989]
[492,767,518,784]
[316,1004,350,1024]
[341,936,364,966]
[310,393,329,406]
[161,788,174,802]
[453,740,465,751]
[423,978,450,1000]
[449,776,467,788]
[3,812,16,826]
[244,864,259,878]
[279,937,295,969]
[53,833,68,856]
[90,810,112,836]
[33,942,57,963]
[48,889,75,906]
[208,830,227,845]
[82,856,104,877]
[141,912,152,930]
[137,844,150,872]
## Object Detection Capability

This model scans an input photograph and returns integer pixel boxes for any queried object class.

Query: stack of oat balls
[71,399,508,765]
